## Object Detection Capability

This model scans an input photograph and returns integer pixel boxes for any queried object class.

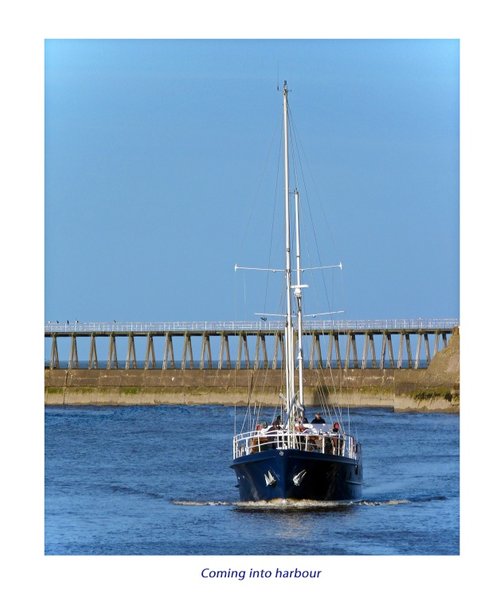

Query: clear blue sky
[45,39,459,323]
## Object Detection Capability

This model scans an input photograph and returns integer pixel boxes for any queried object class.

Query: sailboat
[231,82,363,502]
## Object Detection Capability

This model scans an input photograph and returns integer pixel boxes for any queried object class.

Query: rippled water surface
[45,405,459,555]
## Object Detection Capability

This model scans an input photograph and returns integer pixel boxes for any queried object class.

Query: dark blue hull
[231,448,363,502]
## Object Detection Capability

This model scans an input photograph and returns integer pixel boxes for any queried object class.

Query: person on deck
[312,413,326,424]
[331,421,343,455]
[271,415,282,428]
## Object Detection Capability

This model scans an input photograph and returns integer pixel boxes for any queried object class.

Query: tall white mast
[294,189,306,413]
[282,81,295,423]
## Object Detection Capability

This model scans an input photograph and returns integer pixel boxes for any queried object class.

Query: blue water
[45,405,459,555]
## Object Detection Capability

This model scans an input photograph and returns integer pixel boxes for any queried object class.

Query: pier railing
[45,318,458,334]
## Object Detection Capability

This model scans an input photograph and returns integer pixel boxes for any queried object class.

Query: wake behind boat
[231,82,363,502]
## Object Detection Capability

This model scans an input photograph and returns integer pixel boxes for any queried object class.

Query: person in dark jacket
[271,415,282,428]
[312,413,326,424]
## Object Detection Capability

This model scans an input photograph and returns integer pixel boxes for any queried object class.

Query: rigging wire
[287,106,334,316]
[262,124,283,316]
[235,105,282,320]
[287,103,346,319]
[286,101,353,427]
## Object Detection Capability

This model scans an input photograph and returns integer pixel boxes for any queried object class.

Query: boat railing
[232,426,360,460]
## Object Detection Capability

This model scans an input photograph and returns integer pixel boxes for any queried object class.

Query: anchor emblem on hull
[264,470,277,486]
[293,469,307,486]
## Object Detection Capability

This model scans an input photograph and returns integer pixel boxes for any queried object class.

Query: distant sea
[45,359,428,369]
[45,405,459,555]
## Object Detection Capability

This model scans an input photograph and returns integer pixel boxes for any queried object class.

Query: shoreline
[44,389,458,413]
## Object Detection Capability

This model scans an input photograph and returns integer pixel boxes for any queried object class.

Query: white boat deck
[233,423,360,460]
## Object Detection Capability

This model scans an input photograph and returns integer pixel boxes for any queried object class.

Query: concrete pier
[45,321,460,413]
[45,319,458,371]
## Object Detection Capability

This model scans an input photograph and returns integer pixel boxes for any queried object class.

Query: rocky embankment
[392,326,459,412]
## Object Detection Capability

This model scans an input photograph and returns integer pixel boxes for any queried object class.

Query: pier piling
[45,320,458,371]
